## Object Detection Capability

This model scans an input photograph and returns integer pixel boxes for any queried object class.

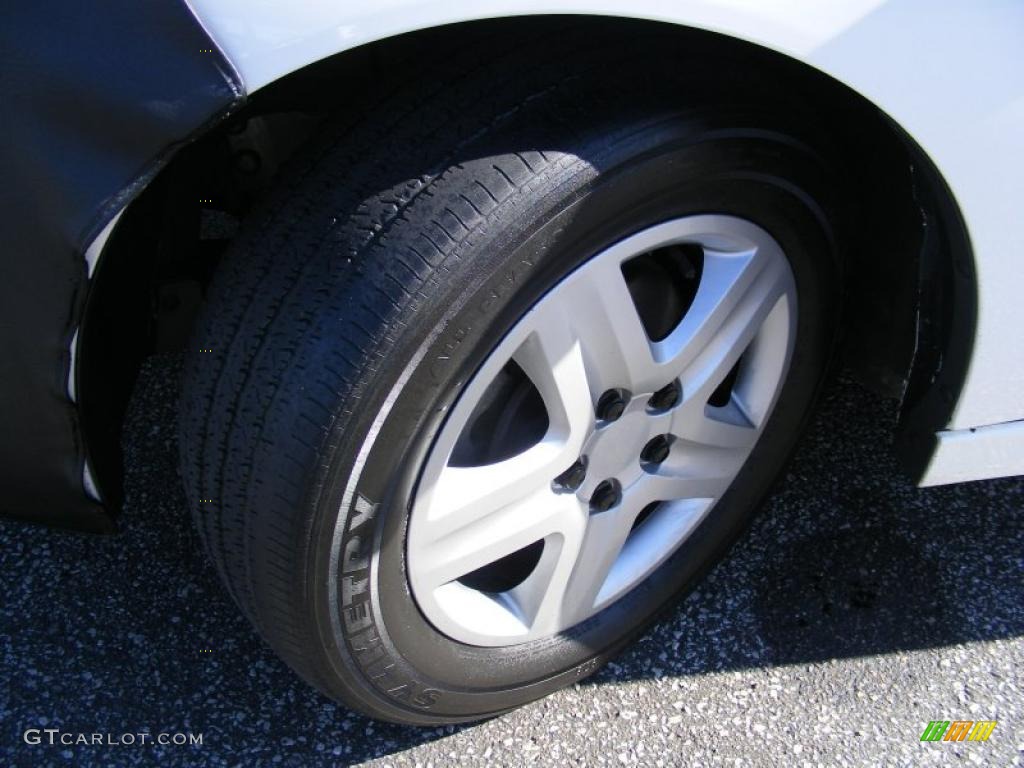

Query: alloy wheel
[407,215,797,646]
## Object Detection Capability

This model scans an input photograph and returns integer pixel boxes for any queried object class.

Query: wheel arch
[78,14,973,521]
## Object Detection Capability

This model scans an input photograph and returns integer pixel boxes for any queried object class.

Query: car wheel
[179,38,842,724]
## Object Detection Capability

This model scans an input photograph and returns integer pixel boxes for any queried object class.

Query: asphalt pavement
[1,354,1022,767]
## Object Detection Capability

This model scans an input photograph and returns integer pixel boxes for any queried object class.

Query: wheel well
[77,16,973,511]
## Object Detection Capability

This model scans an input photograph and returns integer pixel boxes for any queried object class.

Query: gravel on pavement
[1,355,1022,766]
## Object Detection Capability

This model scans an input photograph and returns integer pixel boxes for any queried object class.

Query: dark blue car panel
[0,1,242,531]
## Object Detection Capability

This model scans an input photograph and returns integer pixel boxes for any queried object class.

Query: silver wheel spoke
[669,249,789,408]
[508,497,589,635]
[422,441,573,543]
[667,248,792,450]
[560,259,659,395]
[513,307,596,454]
[679,414,757,449]
[636,460,739,503]
[549,499,640,626]
[415,484,574,589]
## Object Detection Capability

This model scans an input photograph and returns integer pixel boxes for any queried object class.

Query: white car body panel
[187,0,1024,483]
[921,422,1024,487]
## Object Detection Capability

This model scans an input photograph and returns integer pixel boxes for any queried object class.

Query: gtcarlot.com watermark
[24,729,202,747]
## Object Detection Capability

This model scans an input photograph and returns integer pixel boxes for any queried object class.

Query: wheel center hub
[578,407,649,499]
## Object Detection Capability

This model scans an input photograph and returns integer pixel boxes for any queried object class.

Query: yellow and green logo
[920,720,997,742]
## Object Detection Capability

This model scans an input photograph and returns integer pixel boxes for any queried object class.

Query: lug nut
[641,435,672,466]
[648,380,681,411]
[552,457,587,493]
[596,389,629,422]
[589,479,622,513]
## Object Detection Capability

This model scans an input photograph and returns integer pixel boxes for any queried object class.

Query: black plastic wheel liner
[0,0,243,531]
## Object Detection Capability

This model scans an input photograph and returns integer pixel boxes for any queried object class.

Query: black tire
[179,26,844,724]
